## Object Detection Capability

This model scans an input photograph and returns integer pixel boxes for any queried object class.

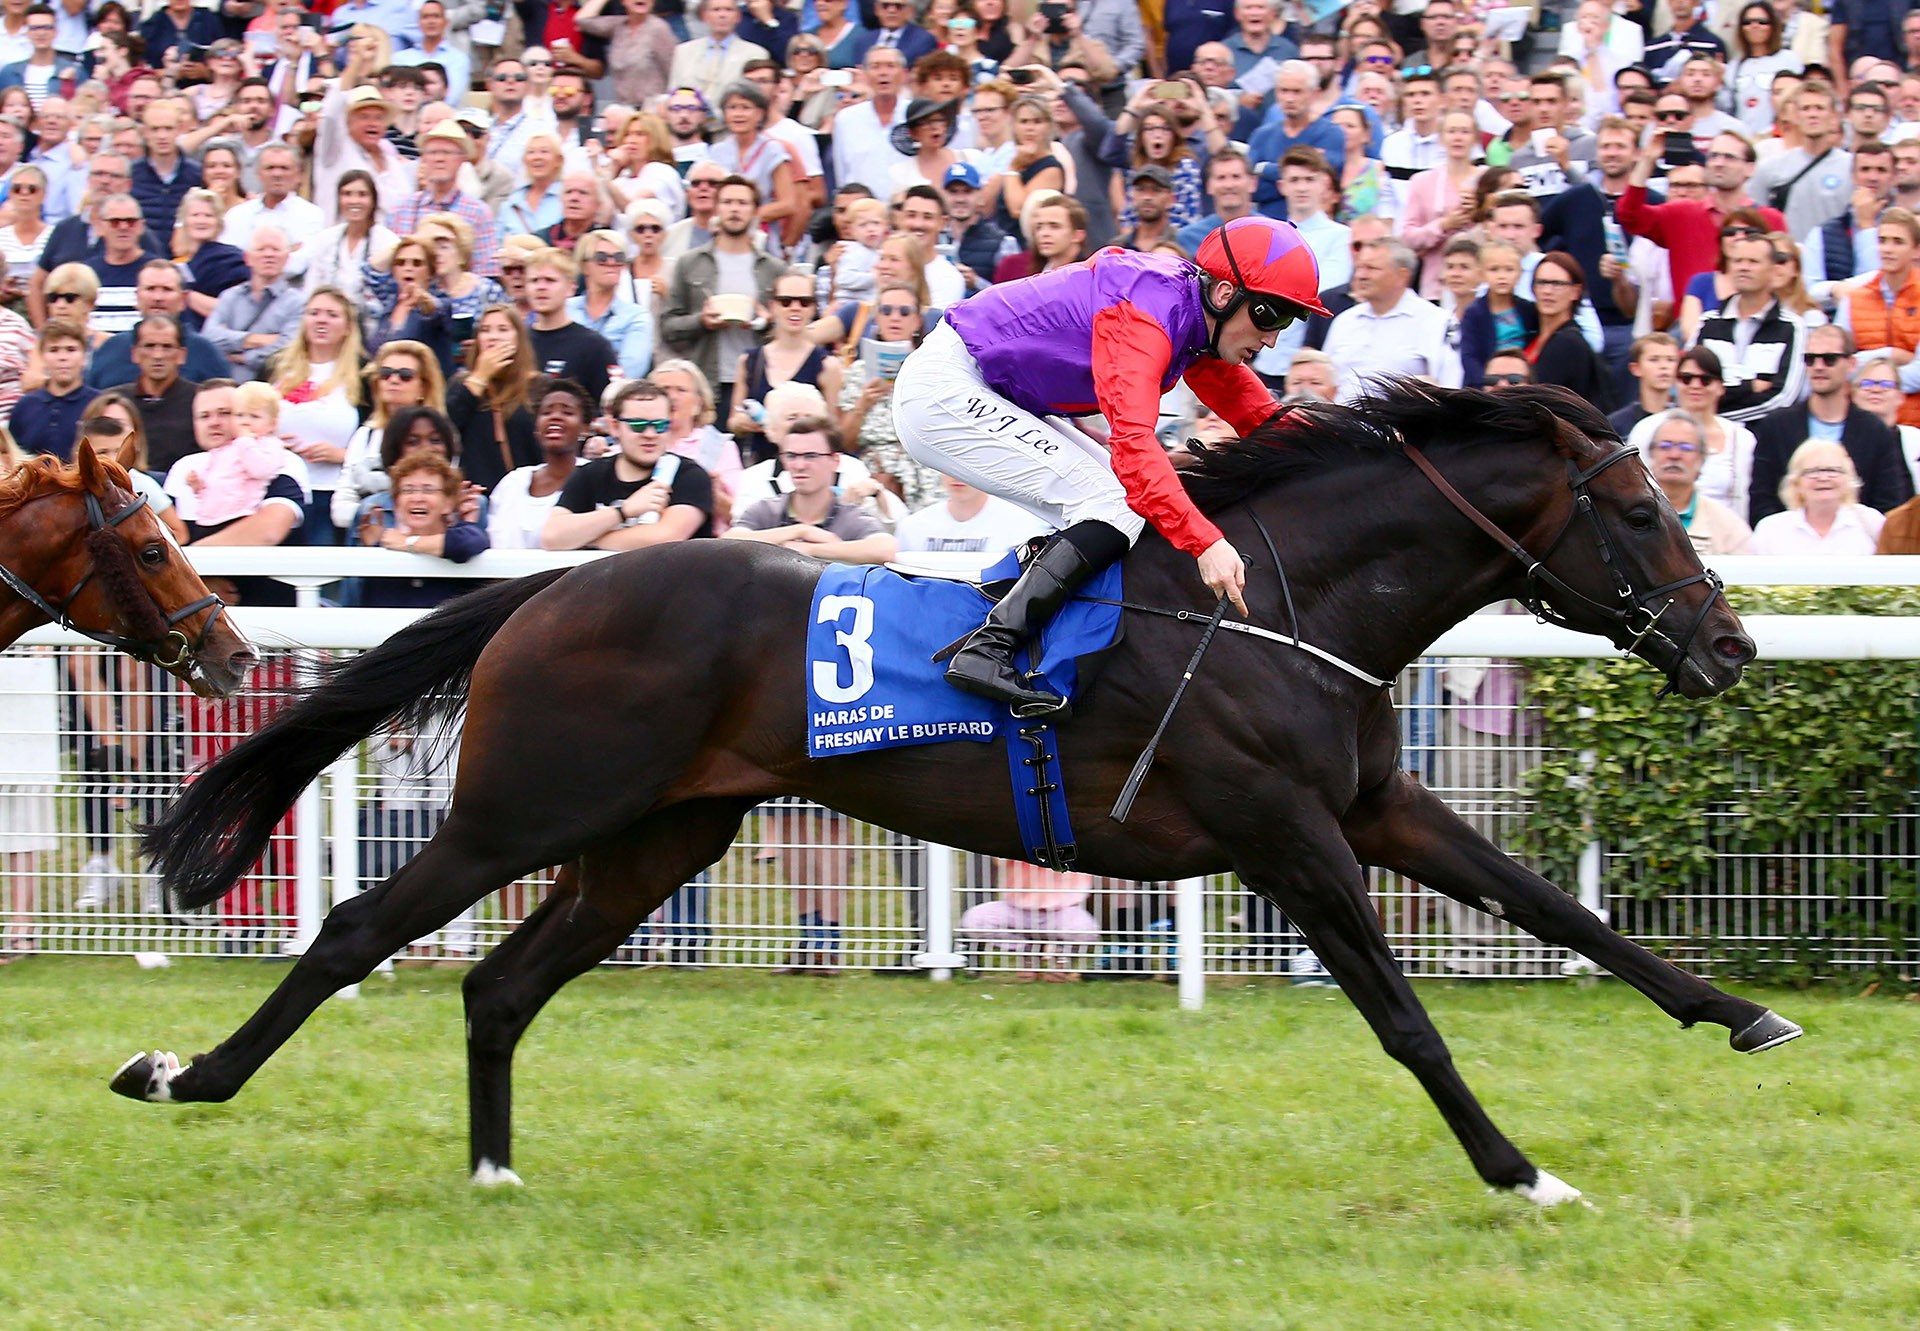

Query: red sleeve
[1615,183,1665,244]
[1091,302,1224,557]
[1182,356,1281,439]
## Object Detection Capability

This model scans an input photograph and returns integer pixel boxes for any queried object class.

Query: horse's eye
[139,543,167,568]
[1625,507,1658,532]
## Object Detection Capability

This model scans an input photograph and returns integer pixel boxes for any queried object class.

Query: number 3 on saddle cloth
[805,547,1123,869]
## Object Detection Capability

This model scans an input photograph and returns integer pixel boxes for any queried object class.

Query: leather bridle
[0,487,226,672]
[1404,441,1727,698]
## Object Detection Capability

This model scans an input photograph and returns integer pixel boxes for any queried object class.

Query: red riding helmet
[1195,216,1334,319]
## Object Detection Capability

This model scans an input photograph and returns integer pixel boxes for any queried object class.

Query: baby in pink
[188,381,289,525]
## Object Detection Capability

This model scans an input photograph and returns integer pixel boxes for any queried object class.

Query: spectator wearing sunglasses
[332,341,448,531]
[1480,349,1534,389]
[1749,324,1914,523]
[1692,231,1808,421]
[543,377,716,550]
[567,228,656,381]
[1628,345,1762,520]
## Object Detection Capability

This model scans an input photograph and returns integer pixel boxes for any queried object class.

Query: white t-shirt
[486,466,566,550]
[274,362,359,493]
[895,494,1051,561]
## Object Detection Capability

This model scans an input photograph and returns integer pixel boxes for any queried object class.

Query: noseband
[0,489,226,671]
[1403,442,1726,698]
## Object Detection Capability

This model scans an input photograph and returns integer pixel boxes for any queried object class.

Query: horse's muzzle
[187,643,259,699]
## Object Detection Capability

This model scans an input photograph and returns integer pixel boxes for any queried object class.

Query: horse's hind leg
[111,810,564,1107]
[1341,770,1797,1051]
[463,800,754,1185]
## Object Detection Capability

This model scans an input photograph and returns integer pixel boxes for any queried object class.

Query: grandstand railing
[1,551,1914,1007]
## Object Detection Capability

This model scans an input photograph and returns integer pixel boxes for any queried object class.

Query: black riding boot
[944,532,1105,718]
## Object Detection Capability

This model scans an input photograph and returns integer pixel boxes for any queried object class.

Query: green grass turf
[0,961,1914,1330]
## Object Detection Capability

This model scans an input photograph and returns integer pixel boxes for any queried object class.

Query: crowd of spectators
[2,0,1918,566]
[11,0,1920,965]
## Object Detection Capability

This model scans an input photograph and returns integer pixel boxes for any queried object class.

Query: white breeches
[892,321,1146,545]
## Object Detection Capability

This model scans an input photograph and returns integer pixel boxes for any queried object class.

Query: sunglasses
[48,291,81,302]
[11,182,40,193]
[633,223,664,234]
[378,366,419,382]
[1676,371,1716,386]
[877,303,916,316]
[1246,296,1299,332]
[1482,373,1528,386]
[589,252,625,265]
[773,294,816,306]
[501,263,526,274]
[494,72,528,82]
[103,216,142,226]
[1798,466,1848,478]
[621,417,672,433]
[1655,109,1690,122]
[1725,225,1766,238]
[1803,351,1846,365]
[1362,54,1396,65]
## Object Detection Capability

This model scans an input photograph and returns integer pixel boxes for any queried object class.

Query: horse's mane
[0,452,128,518]
[1179,379,1621,515]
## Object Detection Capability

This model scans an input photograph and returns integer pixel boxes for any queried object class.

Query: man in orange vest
[1836,205,1920,428]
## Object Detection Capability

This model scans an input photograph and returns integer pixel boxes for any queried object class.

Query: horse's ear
[73,432,104,492]
[113,428,140,471]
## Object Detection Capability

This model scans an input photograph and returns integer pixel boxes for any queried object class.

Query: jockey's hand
[1197,539,1247,617]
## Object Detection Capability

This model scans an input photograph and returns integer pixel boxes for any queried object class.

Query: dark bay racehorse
[124,382,1798,1206]
[0,437,254,692]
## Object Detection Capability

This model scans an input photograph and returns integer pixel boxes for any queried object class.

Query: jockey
[894,215,1329,717]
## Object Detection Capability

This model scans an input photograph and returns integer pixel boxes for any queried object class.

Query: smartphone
[298,12,323,29]
[1006,67,1039,85]
[1039,1,1069,33]
[1662,130,1702,167]
[821,68,853,88]
[1151,80,1188,101]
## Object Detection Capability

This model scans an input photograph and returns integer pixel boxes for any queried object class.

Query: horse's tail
[144,569,571,910]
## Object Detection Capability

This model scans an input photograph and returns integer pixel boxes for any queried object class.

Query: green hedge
[1516,589,1920,959]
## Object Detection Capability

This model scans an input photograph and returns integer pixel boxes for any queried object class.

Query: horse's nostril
[230,646,261,673]
[1714,635,1756,667]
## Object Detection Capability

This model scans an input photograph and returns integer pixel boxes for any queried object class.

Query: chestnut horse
[0,436,255,692]
[127,383,1798,1205]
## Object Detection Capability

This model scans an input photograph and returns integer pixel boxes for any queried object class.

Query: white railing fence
[1,551,1915,1006]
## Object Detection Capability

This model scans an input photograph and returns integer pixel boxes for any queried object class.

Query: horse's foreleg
[462,800,754,1185]
[111,811,546,1107]
[1341,771,1797,1050]
[1240,844,1573,1202]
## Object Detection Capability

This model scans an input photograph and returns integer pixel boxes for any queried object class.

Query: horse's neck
[1234,459,1538,679]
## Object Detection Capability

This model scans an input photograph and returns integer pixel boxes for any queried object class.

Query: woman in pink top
[1400,111,1483,301]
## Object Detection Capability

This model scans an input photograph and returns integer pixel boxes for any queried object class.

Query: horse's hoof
[1731,1010,1803,1054]
[1513,1169,1585,1208]
[472,1159,523,1188]
[109,1050,183,1102]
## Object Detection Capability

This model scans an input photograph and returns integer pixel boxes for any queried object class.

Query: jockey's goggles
[1244,295,1304,332]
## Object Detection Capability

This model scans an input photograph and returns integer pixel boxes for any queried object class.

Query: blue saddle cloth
[805,551,1122,759]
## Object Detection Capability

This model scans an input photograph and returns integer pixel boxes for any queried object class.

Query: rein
[1402,440,1725,699]
[0,488,226,671]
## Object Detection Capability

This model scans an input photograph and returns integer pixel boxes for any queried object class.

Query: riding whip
[1110,593,1229,824]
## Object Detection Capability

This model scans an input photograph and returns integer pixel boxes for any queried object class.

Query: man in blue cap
[942,161,1011,292]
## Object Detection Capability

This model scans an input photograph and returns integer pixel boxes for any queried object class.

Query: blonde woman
[172,189,249,324]
[998,94,1069,230]
[447,303,541,492]
[606,111,687,219]
[651,357,743,512]
[0,165,49,313]
[807,235,930,349]
[267,286,368,543]
[333,340,450,528]
[1750,440,1884,554]
[42,263,106,347]
[1767,230,1825,325]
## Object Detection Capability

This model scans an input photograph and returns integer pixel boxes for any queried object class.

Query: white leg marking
[1514,1169,1586,1207]
[472,1159,524,1188]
